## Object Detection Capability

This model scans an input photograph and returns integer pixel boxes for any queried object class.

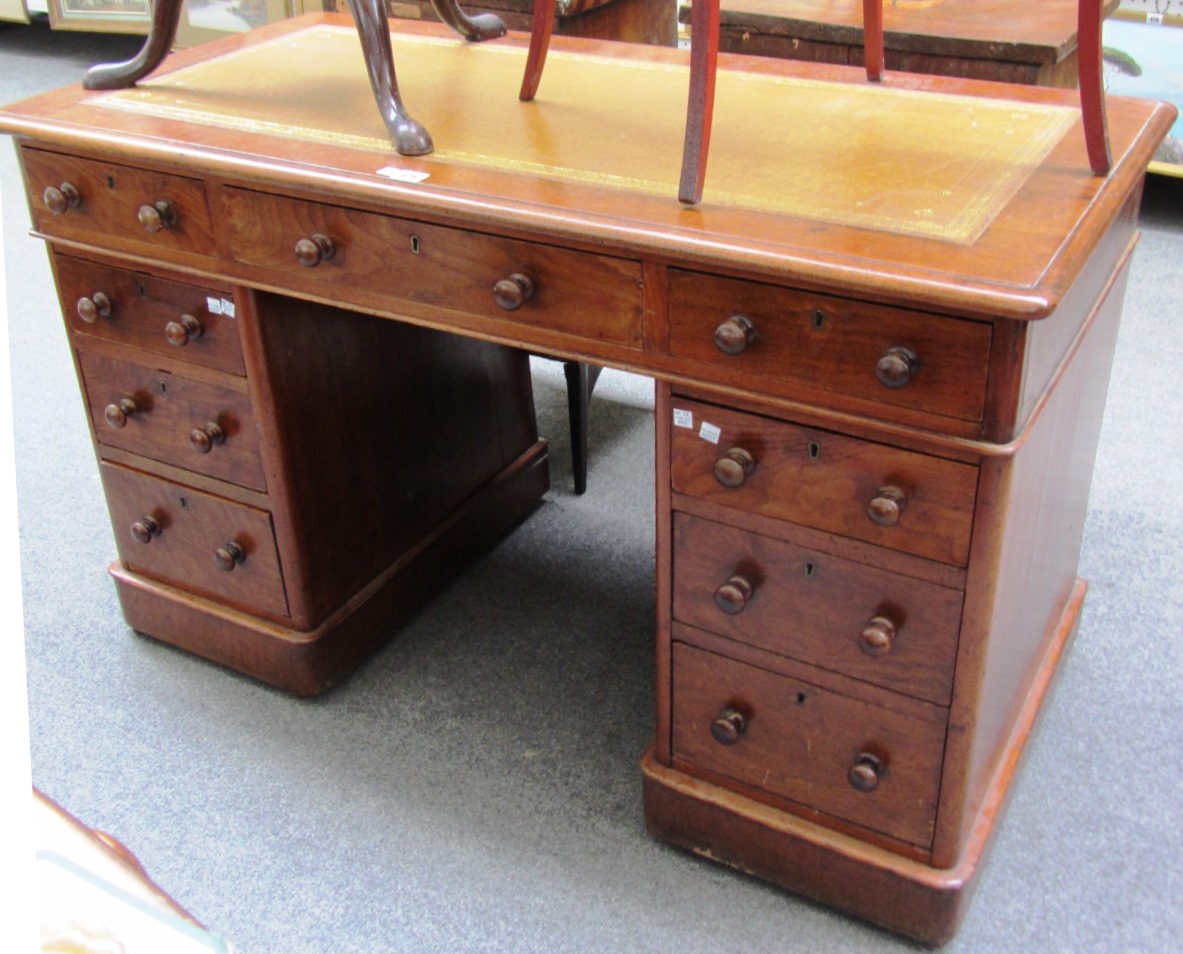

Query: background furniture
[1,13,1173,945]
[689,0,1119,86]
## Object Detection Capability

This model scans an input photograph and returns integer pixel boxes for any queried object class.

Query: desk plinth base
[110,443,549,697]
[643,577,1086,947]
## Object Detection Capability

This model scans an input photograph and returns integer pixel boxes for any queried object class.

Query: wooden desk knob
[295,234,335,267]
[713,447,755,488]
[165,314,203,347]
[875,346,918,388]
[129,514,161,545]
[103,398,139,429]
[138,199,177,233]
[711,707,748,745]
[493,273,535,311]
[859,616,897,656]
[214,540,246,571]
[867,485,907,526]
[848,753,884,792]
[189,421,225,454]
[714,315,757,355]
[76,292,112,323]
[44,182,81,214]
[714,574,754,615]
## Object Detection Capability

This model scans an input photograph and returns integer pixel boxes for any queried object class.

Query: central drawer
[78,351,266,492]
[672,513,964,705]
[671,641,946,849]
[669,397,978,566]
[223,188,645,347]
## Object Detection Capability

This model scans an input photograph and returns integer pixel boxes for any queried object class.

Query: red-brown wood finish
[0,15,1173,943]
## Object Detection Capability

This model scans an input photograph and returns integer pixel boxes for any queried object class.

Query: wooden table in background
[688,0,1120,86]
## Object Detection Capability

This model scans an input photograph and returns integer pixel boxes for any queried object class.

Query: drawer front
[101,462,287,619]
[79,351,266,492]
[671,642,945,848]
[56,254,244,375]
[223,188,644,348]
[670,398,978,566]
[668,269,991,422]
[673,514,963,705]
[22,149,215,258]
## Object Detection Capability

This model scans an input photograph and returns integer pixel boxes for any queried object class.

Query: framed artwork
[1107,4,1183,175]
[176,0,305,49]
[47,0,151,32]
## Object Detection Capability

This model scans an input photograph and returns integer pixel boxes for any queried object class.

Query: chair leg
[680,0,720,205]
[520,0,558,101]
[82,0,184,90]
[1077,0,1112,175]
[862,0,885,81]
[563,362,602,495]
[351,0,434,155]
[430,0,508,42]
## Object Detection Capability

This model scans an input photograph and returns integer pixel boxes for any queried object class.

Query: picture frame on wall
[47,0,151,33]
[1107,3,1183,175]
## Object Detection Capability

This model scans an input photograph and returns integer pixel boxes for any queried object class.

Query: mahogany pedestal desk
[1,13,1173,945]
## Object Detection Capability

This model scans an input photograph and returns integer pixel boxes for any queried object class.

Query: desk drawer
[223,188,644,348]
[55,254,244,375]
[671,641,944,848]
[101,462,287,619]
[669,398,977,566]
[668,269,991,422]
[79,351,266,492]
[22,148,215,259]
[672,514,963,705]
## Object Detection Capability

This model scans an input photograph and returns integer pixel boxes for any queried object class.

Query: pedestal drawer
[671,641,945,848]
[668,269,991,422]
[56,253,244,375]
[101,462,287,619]
[79,351,266,492]
[22,148,215,259]
[672,513,964,705]
[670,398,978,566]
[223,187,644,347]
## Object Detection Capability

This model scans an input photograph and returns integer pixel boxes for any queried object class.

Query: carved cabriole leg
[351,0,434,154]
[82,0,185,90]
[520,0,558,101]
[430,0,508,42]
[862,0,884,81]
[679,0,719,205]
[1078,0,1112,174]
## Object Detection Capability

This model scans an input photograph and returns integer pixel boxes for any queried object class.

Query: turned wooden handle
[165,314,203,347]
[138,199,177,233]
[214,540,246,571]
[875,346,918,388]
[43,182,81,214]
[711,707,748,746]
[848,752,884,792]
[714,574,754,615]
[189,421,225,454]
[295,234,335,267]
[859,616,897,656]
[713,447,755,488]
[103,398,139,429]
[493,273,535,311]
[867,485,907,527]
[129,514,161,545]
[76,292,112,324]
[714,315,757,355]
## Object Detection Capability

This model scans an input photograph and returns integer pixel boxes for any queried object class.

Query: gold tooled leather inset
[92,23,1076,244]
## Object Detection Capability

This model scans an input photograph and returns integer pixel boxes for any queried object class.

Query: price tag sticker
[699,422,722,444]
[673,408,694,429]
[377,166,431,184]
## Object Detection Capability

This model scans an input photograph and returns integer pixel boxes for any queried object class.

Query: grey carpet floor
[3,16,1182,954]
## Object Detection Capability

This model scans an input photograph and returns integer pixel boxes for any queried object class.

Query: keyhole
[178,496,188,510]
[812,309,826,330]
[804,562,816,578]
[808,441,821,461]
[410,235,421,254]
